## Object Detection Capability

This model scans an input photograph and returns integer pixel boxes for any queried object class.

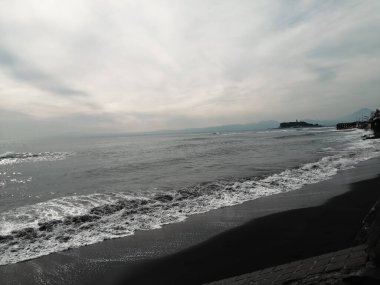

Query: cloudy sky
[1,0,380,138]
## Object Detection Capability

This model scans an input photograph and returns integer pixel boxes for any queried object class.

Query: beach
[1,157,379,285]
[2,1,380,284]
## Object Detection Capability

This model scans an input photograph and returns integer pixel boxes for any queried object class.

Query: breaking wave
[0,134,379,265]
[0,152,72,166]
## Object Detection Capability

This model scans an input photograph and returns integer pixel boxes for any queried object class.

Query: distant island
[279,121,322,128]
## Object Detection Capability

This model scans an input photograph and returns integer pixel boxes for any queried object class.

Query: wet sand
[1,158,380,285]
[118,173,380,284]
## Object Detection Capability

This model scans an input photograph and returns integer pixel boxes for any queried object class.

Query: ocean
[1,127,379,265]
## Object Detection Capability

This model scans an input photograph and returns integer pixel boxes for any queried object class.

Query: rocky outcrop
[279,121,322,128]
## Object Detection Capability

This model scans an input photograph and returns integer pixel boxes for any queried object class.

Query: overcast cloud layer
[1,0,380,138]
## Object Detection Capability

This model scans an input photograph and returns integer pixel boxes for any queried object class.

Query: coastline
[118,175,380,285]
[1,157,380,285]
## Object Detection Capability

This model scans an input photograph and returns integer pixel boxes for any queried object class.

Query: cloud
[0,46,87,97]
[0,0,380,137]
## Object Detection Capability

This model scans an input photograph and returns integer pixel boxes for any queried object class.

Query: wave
[274,133,317,139]
[0,133,379,265]
[0,152,72,166]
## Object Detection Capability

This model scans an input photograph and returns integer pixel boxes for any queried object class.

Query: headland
[279,121,322,128]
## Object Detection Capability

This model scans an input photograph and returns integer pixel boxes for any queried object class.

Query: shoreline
[118,173,380,284]
[1,158,380,285]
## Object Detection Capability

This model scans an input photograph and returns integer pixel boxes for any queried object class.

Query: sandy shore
[1,158,380,285]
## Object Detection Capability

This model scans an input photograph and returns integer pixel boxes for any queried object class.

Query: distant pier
[336,109,379,136]
[336,122,361,130]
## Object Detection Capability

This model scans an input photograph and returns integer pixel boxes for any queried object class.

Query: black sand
[1,158,380,285]
[116,174,380,285]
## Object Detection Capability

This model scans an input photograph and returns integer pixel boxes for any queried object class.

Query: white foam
[0,152,73,166]
[0,130,379,265]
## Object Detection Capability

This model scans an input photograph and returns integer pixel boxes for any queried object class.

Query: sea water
[1,128,379,265]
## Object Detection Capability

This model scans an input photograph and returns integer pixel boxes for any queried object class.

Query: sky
[1,0,380,138]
